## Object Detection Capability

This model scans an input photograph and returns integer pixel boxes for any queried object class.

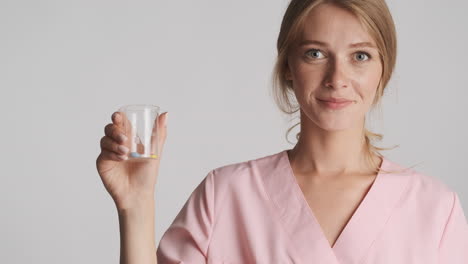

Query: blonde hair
[271,0,415,174]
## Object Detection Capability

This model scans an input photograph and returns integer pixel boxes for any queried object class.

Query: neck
[288,112,381,179]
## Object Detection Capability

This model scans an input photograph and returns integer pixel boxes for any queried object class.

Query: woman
[96,0,468,263]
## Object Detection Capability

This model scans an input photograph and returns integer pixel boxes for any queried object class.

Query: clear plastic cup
[117,104,165,160]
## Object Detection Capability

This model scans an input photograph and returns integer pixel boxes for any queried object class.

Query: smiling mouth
[317,98,354,109]
[317,98,353,103]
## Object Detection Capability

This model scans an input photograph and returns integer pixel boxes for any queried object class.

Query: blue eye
[305,49,325,59]
[305,49,372,62]
[355,52,371,61]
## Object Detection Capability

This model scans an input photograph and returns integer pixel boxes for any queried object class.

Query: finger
[100,136,130,156]
[151,112,166,137]
[111,111,133,140]
[111,111,136,151]
[100,149,128,161]
[151,112,168,158]
[104,123,127,144]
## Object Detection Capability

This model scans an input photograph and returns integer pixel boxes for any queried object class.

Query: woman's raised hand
[96,111,168,211]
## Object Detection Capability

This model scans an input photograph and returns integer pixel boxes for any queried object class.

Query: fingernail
[164,112,168,127]
[118,145,129,154]
[119,134,128,142]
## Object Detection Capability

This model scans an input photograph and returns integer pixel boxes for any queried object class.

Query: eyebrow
[299,39,377,49]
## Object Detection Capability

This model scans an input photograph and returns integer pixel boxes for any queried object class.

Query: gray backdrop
[1,0,467,263]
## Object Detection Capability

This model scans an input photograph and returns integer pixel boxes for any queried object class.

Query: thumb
[151,112,168,159]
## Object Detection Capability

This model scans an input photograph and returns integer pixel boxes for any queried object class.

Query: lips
[317,97,354,110]
[317,97,353,103]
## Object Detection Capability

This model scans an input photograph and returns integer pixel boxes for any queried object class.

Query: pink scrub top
[156,149,468,263]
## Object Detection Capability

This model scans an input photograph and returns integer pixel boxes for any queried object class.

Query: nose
[324,58,350,90]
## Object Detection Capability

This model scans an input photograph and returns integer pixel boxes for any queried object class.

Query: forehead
[300,3,375,46]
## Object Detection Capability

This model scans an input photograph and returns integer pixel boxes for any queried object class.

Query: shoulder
[204,149,285,191]
[385,158,457,216]
[385,157,454,195]
[408,164,454,200]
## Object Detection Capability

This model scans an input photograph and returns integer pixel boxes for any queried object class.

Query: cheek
[291,64,325,95]
[354,68,382,104]
[292,76,322,108]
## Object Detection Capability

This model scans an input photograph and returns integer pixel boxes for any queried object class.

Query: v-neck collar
[261,149,412,264]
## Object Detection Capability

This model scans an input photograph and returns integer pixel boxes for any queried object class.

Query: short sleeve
[156,170,215,264]
[438,191,468,263]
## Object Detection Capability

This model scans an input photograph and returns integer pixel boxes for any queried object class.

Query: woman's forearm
[118,198,157,264]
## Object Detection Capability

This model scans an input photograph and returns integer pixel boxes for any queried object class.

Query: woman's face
[286,3,383,131]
